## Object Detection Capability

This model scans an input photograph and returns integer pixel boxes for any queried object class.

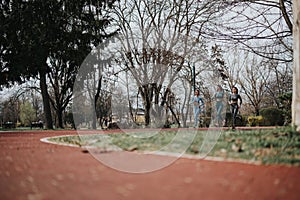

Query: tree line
[0,0,295,129]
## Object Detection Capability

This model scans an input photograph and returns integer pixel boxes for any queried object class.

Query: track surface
[1,130,300,200]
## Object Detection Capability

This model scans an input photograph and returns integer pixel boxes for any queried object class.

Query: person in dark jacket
[228,86,242,130]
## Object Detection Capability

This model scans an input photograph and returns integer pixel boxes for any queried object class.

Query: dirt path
[1,130,300,200]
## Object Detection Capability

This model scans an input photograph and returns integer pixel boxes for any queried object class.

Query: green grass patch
[48,127,300,166]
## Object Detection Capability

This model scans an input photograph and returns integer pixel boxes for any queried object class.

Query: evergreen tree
[0,0,117,128]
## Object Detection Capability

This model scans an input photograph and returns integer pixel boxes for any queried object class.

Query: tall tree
[292,0,300,132]
[1,0,117,129]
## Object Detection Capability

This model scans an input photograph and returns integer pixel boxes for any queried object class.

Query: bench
[31,121,43,129]
[3,122,15,129]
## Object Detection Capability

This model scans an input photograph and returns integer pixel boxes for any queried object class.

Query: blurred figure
[191,89,204,128]
[214,85,224,127]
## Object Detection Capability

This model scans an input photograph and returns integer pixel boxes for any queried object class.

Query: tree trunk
[292,0,300,132]
[56,108,64,129]
[40,71,53,129]
[92,76,102,130]
[92,109,97,129]
[144,100,151,126]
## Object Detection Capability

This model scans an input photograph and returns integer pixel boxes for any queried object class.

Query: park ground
[1,129,300,200]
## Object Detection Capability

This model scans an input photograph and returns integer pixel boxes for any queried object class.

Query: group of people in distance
[191,85,242,130]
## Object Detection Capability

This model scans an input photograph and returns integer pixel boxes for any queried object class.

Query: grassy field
[48,127,300,166]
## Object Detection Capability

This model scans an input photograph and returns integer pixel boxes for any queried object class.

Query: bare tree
[206,0,293,63]
[215,45,291,118]
[218,46,245,90]
[112,0,215,126]
[47,57,77,128]
[265,61,292,107]
[203,0,294,123]
[237,53,272,115]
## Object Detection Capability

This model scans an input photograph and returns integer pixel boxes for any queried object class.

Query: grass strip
[48,127,300,166]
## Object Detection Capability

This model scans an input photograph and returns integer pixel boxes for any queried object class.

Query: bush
[247,116,263,126]
[260,107,284,126]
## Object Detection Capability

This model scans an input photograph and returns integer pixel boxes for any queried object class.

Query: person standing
[228,86,242,130]
[191,89,204,128]
[214,85,225,127]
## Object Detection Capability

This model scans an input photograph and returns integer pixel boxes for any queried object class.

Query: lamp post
[192,63,196,91]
